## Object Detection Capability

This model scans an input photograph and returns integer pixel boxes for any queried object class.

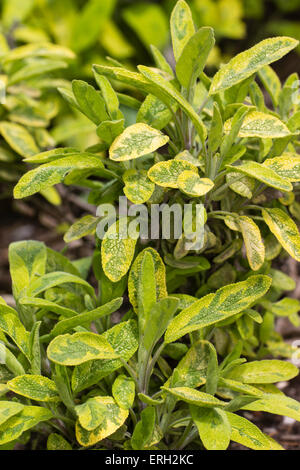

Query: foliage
[0,239,300,450]
[2,0,300,451]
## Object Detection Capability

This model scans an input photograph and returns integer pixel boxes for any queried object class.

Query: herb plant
[3,0,300,451]
[1,240,300,450]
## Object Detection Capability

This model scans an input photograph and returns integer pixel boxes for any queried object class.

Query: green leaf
[49,298,123,338]
[64,216,99,243]
[258,65,281,108]
[242,394,300,422]
[262,208,300,261]
[227,161,293,192]
[224,111,291,138]
[144,297,179,351]
[2,42,75,63]
[75,397,106,431]
[226,172,255,198]
[97,119,124,145]
[227,360,299,383]
[210,37,298,94]
[137,95,173,131]
[8,59,67,86]
[112,375,135,410]
[170,0,195,61]
[94,74,120,121]
[162,387,226,407]
[23,147,79,164]
[47,332,118,366]
[9,241,47,299]
[0,304,30,359]
[172,340,213,388]
[29,321,41,375]
[20,297,76,319]
[47,433,72,450]
[128,248,167,313]
[0,406,53,445]
[109,123,168,162]
[178,171,214,197]
[72,80,108,125]
[72,320,138,394]
[7,375,59,402]
[191,407,231,450]
[27,271,94,298]
[148,159,198,188]
[14,155,104,199]
[227,412,283,450]
[75,397,128,447]
[208,103,223,154]
[263,153,300,182]
[176,27,215,89]
[138,65,207,143]
[131,407,156,450]
[0,122,39,158]
[101,218,137,282]
[165,275,272,343]
[123,169,155,204]
[239,216,265,271]
[0,402,24,427]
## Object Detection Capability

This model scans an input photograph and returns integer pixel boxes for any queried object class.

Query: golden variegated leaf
[123,169,155,204]
[227,161,292,192]
[109,123,169,161]
[263,153,300,182]
[0,121,39,158]
[148,159,198,188]
[170,0,195,61]
[7,375,59,402]
[224,111,291,138]
[177,171,214,197]
[239,216,265,271]
[162,387,226,407]
[262,208,300,261]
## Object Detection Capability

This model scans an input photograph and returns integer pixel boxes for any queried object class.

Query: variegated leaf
[227,360,298,384]
[239,216,265,271]
[14,155,104,199]
[101,218,137,283]
[109,123,169,161]
[0,304,30,359]
[148,159,198,188]
[242,394,300,422]
[7,375,59,402]
[191,407,231,450]
[227,161,292,192]
[263,153,300,182]
[0,121,39,158]
[165,275,272,343]
[162,387,226,407]
[123,169,155,204]
[210,37,298,94]
[47,332,118,366]
[178,171,214,197]
[0,402,24,427]
[64,215,99,243]
[75,397,106,431]
[170,0,195,61]
[112,375,135,410]
[137,95,173,130]
[224,111,291,138]
[226,172,255,198]
[75,397,128,447]
[128,248,167,313]
[262,208,300,261]
[0,406,53,445]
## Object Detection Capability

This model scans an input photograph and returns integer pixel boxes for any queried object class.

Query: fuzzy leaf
[176,27,215,89]
[7,375,59,402]
[228,161,293,192]
[227,412,283,450]
[101,218,137,282]
[227,360,299,384]
[263,153,300,182]
[224,111,291,138]
[75,397,128,447]
[262,208,300,261]
[0,122,38,158]
[165,275,272,343]
[191,407,231,450]
[178,171,214,197]
[47,332,118,366]
[242,394,300,422]
[170,0,195,61]
[128,248,167,313]
[148,159,198,188]
[163,387,226,407]
[123,169,155,204]
[109,123,168,162]
[137,95,173,131]
[64,216,99,243]
[0,304,30,359]
[14,155,104,199]
[239,216,265,271]
[72,320,138,394]
[210,37,298,94]
[0,402,24,427]
[75,397,106,431]
[0,406,53,445]
[112,375,135,410]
